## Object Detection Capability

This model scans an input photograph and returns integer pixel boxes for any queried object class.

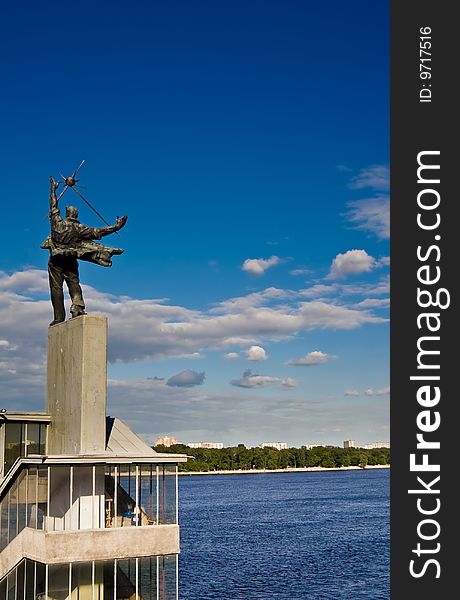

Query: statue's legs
[62,258,86,318]
[48,256,86,325]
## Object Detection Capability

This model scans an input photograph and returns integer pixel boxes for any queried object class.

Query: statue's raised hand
[115,215,128,230]
[49,176,60,191]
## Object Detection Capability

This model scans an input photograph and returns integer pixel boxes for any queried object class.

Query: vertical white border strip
[114,465,118,528]
[135,465,139,527]
[46,466,50,531]
[91,560,95,600]
[175,465,178,525]
[69,466,73,531]
[92,465,96,530]
[156,466,159,525]
[156,556,159,600]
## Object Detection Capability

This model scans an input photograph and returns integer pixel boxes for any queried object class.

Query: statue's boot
[49,318,65,327]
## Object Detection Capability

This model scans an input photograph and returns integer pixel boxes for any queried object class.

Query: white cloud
[355,298,390,309]
[348,165,390,191]
[299,284,338,298]
[327,250,376,280]
[245,345,268,361]
[365,388,374,396]
[0,268,387,401]
[376,386,390,396]
[341,276,390,297]
[105,377,385,448]
[344,389,360,397]
[290,268,311,276]
[166,370,205,387]
[242,256,282,276]
[224,352,239,361]
[230,369,298,389]
[287,351,336,366]
[345,197,390,240]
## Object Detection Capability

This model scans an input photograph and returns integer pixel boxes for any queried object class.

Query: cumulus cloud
[0,268,387,401]
[348,165,390,191]
[345,197,390,240]
[287,351,335,366]
[242,256,282,276]
[365,388,374,396]
[328,250,377,280]
[230,369,298,389]
[224,352,239,360]
[166,370,205,387]
[344,389,360,397]
[245,345,268,361]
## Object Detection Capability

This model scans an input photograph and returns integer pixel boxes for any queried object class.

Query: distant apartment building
[156,435,178,447]
[187,442,224,449]
[343,439,356,449]
[362,442,390,449]
[303,444,328,450]
[259,442,288,451]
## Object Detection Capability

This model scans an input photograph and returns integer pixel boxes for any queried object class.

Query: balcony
[1,461,178,552]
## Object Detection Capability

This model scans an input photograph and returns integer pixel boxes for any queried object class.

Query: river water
[178,468,389,600]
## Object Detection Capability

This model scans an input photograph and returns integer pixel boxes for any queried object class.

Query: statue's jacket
[41,207,122,268]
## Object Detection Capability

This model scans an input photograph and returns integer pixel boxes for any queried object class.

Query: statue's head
[65,206,79,220]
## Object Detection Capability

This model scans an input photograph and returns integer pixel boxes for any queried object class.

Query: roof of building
[106,417,157,456]
[0,411,51,423]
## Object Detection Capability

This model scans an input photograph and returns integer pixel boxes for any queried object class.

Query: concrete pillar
[47,314,107,454]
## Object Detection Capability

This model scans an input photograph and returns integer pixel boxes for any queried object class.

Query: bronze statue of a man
[41,177,128,326]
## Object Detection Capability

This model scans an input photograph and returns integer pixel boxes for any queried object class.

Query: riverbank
[178,464,390,476]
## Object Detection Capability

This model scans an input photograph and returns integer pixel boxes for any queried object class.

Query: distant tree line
[153,444,390,472]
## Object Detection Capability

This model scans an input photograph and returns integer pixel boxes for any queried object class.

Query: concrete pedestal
[46,314,107,454]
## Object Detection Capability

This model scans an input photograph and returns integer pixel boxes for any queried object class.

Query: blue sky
[0,0,389,447]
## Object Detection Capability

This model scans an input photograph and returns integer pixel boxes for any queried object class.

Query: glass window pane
[36,562,46,600]
[0,499,7,551]
[116,559,136,600]
[159,466,177,525]
[6,571,15,600]
[48,564,69,600]
[16,561,25,600]
[0,577,6,600]
[116,467,137,528]
[37,466,48,530]
[139,557,157,600]
[25,424,40,456]
[48,467,71,531]
[139,465,157,525]
[73,466,103,530]
[8,480,18,543]
[4,423,23,473]
[27,466,37,529]
[17,469,27,534]
[158,555,177,600]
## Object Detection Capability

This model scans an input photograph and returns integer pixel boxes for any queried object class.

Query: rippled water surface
[178,469,389,600]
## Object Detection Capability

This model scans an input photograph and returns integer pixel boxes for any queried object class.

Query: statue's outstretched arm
[93,215,128,238]
[49,177,60,212]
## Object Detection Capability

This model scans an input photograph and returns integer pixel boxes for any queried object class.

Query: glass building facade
[1,422,47,475]
[0,463,177,550]
[0,556,177,600]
